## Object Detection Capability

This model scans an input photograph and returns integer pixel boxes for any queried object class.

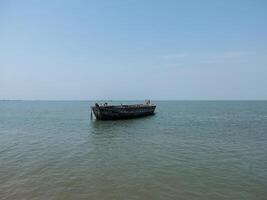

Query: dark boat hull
[91,104,156,120]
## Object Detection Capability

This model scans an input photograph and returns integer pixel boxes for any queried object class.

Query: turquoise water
[0,101,267,199]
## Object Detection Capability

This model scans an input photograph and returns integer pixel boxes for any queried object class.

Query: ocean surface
[0,101,267,200]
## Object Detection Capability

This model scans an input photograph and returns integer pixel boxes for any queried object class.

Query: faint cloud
[221,52,245,59]
[161,51,250,65]
[162,53,188,60]
[201,51,249,64]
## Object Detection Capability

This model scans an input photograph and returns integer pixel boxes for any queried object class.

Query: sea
[0,101,267,200]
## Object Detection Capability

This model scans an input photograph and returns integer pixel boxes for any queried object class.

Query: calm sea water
[0,101,267,200]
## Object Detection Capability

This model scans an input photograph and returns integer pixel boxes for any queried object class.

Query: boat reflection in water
[91,100,156,120]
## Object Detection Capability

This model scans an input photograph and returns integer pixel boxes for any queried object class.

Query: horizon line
[1,99,267,101]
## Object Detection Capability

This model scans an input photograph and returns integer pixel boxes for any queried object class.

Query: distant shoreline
[1,99,267,102]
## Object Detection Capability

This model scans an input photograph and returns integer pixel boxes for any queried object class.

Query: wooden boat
[91,100,156,120]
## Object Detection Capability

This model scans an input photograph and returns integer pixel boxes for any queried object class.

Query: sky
[0,0,267,100]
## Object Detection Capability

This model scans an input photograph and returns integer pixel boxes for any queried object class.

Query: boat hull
[91,104,156,120]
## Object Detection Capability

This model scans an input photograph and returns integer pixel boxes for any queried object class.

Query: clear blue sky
[1,0,267,100]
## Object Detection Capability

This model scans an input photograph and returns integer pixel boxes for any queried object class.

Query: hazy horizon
[1,99,267,101]
[1,0,267,100]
